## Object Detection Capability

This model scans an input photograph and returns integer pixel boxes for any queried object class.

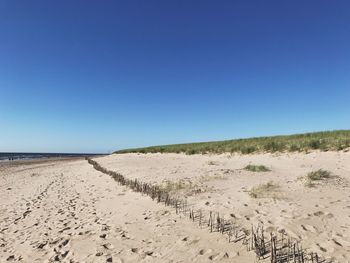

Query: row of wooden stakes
[86,158,332,263]
[248,225,331,263]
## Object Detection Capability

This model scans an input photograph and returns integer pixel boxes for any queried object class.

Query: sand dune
[96,151,350,262]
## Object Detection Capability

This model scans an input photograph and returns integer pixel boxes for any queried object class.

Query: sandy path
[0,159,253,262]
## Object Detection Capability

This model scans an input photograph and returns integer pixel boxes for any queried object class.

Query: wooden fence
[86,158,332,263]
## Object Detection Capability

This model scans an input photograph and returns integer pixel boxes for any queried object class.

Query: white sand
[0,158,253,262]
[96,151,350,262]
[1,151,349,262]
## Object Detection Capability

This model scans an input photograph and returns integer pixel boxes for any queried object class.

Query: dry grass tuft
[249,181,280,198]
[161,180,189,192]
[244,164,271,172]
[160,179,207,196]
[199,173,228,182]
[305,169,331,187]
[307,169,331,181]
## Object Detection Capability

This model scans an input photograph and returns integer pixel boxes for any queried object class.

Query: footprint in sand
[332,239,343,247]
[143,251,154,257]
[316,243,327,252]
[102,243,113,250]
[199,248,212,255]
[37,241,48,249]
[102,225,110,231]
[59,239,69,248]
[99,233,107,239]
[208,254,218,260]
[6,255,16,261]
[325,213,334,219]
[131,247,139,253]
[208,253,221,261]
[333,236,350,247]
[300,224,318,233]
[313,211,324,216]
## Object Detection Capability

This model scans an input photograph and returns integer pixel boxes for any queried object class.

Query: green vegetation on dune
[244,165,271,172]
[249,181,280,199]
[304,169,332,188]
[115,130,350,155]
[307,169,331,181]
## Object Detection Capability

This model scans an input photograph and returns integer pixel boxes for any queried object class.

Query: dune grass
[161,180,189,193]
[307,169,331,181]
[160,180,206,196]
[249,181,280,198]
[115,130,350,155]
[244,164,270,172]
[305,169,332,187]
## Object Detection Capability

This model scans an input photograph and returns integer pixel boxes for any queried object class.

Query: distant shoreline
[0,152,106,162]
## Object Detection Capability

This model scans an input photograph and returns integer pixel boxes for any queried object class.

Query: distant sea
[0,152,105,161]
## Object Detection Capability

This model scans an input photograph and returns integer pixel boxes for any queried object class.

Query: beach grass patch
[304,169,331,187]
[307,169,331,181]
[244,164,271,172]
[249,181,280,198]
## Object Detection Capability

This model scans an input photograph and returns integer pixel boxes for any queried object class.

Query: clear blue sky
[0,1,349,153]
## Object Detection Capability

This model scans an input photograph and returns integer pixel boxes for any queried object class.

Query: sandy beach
[2,0,349,262]
[1,152,349,262]
[0,158,253,262]
[97,152,350,262]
